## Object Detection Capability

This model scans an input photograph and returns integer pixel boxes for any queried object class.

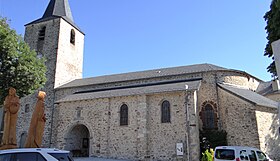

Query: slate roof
[25,0,83,34]
[56,80,201,103]
[218,83,278,109]
[42,0,73,21]
[256,81,273,95]
[57,63,229,89]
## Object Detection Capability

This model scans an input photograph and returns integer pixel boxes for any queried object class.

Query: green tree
[0,17,46,104]
[264,0,280,77]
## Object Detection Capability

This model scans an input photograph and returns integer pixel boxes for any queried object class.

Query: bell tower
[24,0,84,89]
[22,0,84,147]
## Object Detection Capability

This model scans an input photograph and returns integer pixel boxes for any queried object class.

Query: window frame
[200,102,218,129]
[161,100,171,123]
[120,104,128,126]
[70,29,75,45]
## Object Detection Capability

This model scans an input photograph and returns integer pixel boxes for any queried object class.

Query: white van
[214,146,273,161]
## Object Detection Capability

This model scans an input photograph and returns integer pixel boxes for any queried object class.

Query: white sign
[176,143,183,156]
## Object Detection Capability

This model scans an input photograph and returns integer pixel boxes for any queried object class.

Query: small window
[161,100,171,123]
[70,29,75,45]
[120,104,128,126]
[38,26,46,41]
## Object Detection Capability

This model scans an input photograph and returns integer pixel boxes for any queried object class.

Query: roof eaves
[217,83,257,106]
[217,83,278,109]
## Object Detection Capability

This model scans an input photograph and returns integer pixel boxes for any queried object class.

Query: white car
[214,146,273,161]
[0,148,73,161]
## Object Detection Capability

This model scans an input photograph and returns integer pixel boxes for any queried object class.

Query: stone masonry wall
[197,71,261,130]
[55,19,84,88]
[217,72,260,91]
[53,91,198,161]
[147,92,188,161]
[218,88,260,147]
[265,93,280,102]
[197,72,220,129]
[255,106,280,160]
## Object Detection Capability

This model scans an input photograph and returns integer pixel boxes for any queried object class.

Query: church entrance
[65,124,90,157]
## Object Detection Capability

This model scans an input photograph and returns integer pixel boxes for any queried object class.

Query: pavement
[74,157,130,161]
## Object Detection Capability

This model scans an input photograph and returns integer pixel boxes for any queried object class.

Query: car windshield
[48,153,73,161]
[215,149,235,160]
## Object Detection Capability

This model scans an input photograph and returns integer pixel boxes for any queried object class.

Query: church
[16,0,280,160]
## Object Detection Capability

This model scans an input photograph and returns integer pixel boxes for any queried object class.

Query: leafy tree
[0,17,46,104]
[264,0,280,77]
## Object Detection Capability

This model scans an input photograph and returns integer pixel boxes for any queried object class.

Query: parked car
[0,148,73,161]
[214,146,273,161]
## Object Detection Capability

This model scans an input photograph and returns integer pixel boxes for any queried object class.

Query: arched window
[200,103,217,129]
[161,100,171,123]
[204,104,215,128]
[120,104,128,126]
[70,29,75,45]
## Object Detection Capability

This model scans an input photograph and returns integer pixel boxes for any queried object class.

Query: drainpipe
[185,87,191,161]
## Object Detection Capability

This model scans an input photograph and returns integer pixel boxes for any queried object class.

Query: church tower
[24,0,84,89]
[20,0,84,147]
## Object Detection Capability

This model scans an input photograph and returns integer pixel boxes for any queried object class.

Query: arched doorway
[65,124,90,157]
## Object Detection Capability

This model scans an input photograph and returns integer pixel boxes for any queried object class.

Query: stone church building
[15,0,280,160]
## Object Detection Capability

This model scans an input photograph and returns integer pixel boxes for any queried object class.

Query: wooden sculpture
[25,91,46,148]
[0,87,20,150]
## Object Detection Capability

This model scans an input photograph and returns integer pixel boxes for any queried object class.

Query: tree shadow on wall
[264,113,280,160]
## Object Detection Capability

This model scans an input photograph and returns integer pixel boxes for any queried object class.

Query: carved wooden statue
[25,91,46,148]
[0,87,20,150]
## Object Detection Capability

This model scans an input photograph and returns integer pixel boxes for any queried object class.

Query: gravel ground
[74,157,130,161]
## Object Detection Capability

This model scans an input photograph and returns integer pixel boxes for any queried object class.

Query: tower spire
[42,0,74,22]
[25,0,83,33]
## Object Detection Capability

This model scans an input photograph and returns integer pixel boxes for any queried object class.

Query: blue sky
[0,0,273,81]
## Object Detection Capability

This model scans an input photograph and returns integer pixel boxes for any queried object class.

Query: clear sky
[0,0,274,81]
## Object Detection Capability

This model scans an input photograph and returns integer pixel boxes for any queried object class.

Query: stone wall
[218,87,260,147]
[53,90,199,161]
[55,19,84,88]
[255,105,280,160]
[217,72,260,91]
[265,93,280,102]
[147,92,188,160]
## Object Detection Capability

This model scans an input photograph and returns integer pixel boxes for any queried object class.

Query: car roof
[215,146,260,151]
[0,148,69,154]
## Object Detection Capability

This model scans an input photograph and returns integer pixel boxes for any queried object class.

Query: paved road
[74,157,130,161]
